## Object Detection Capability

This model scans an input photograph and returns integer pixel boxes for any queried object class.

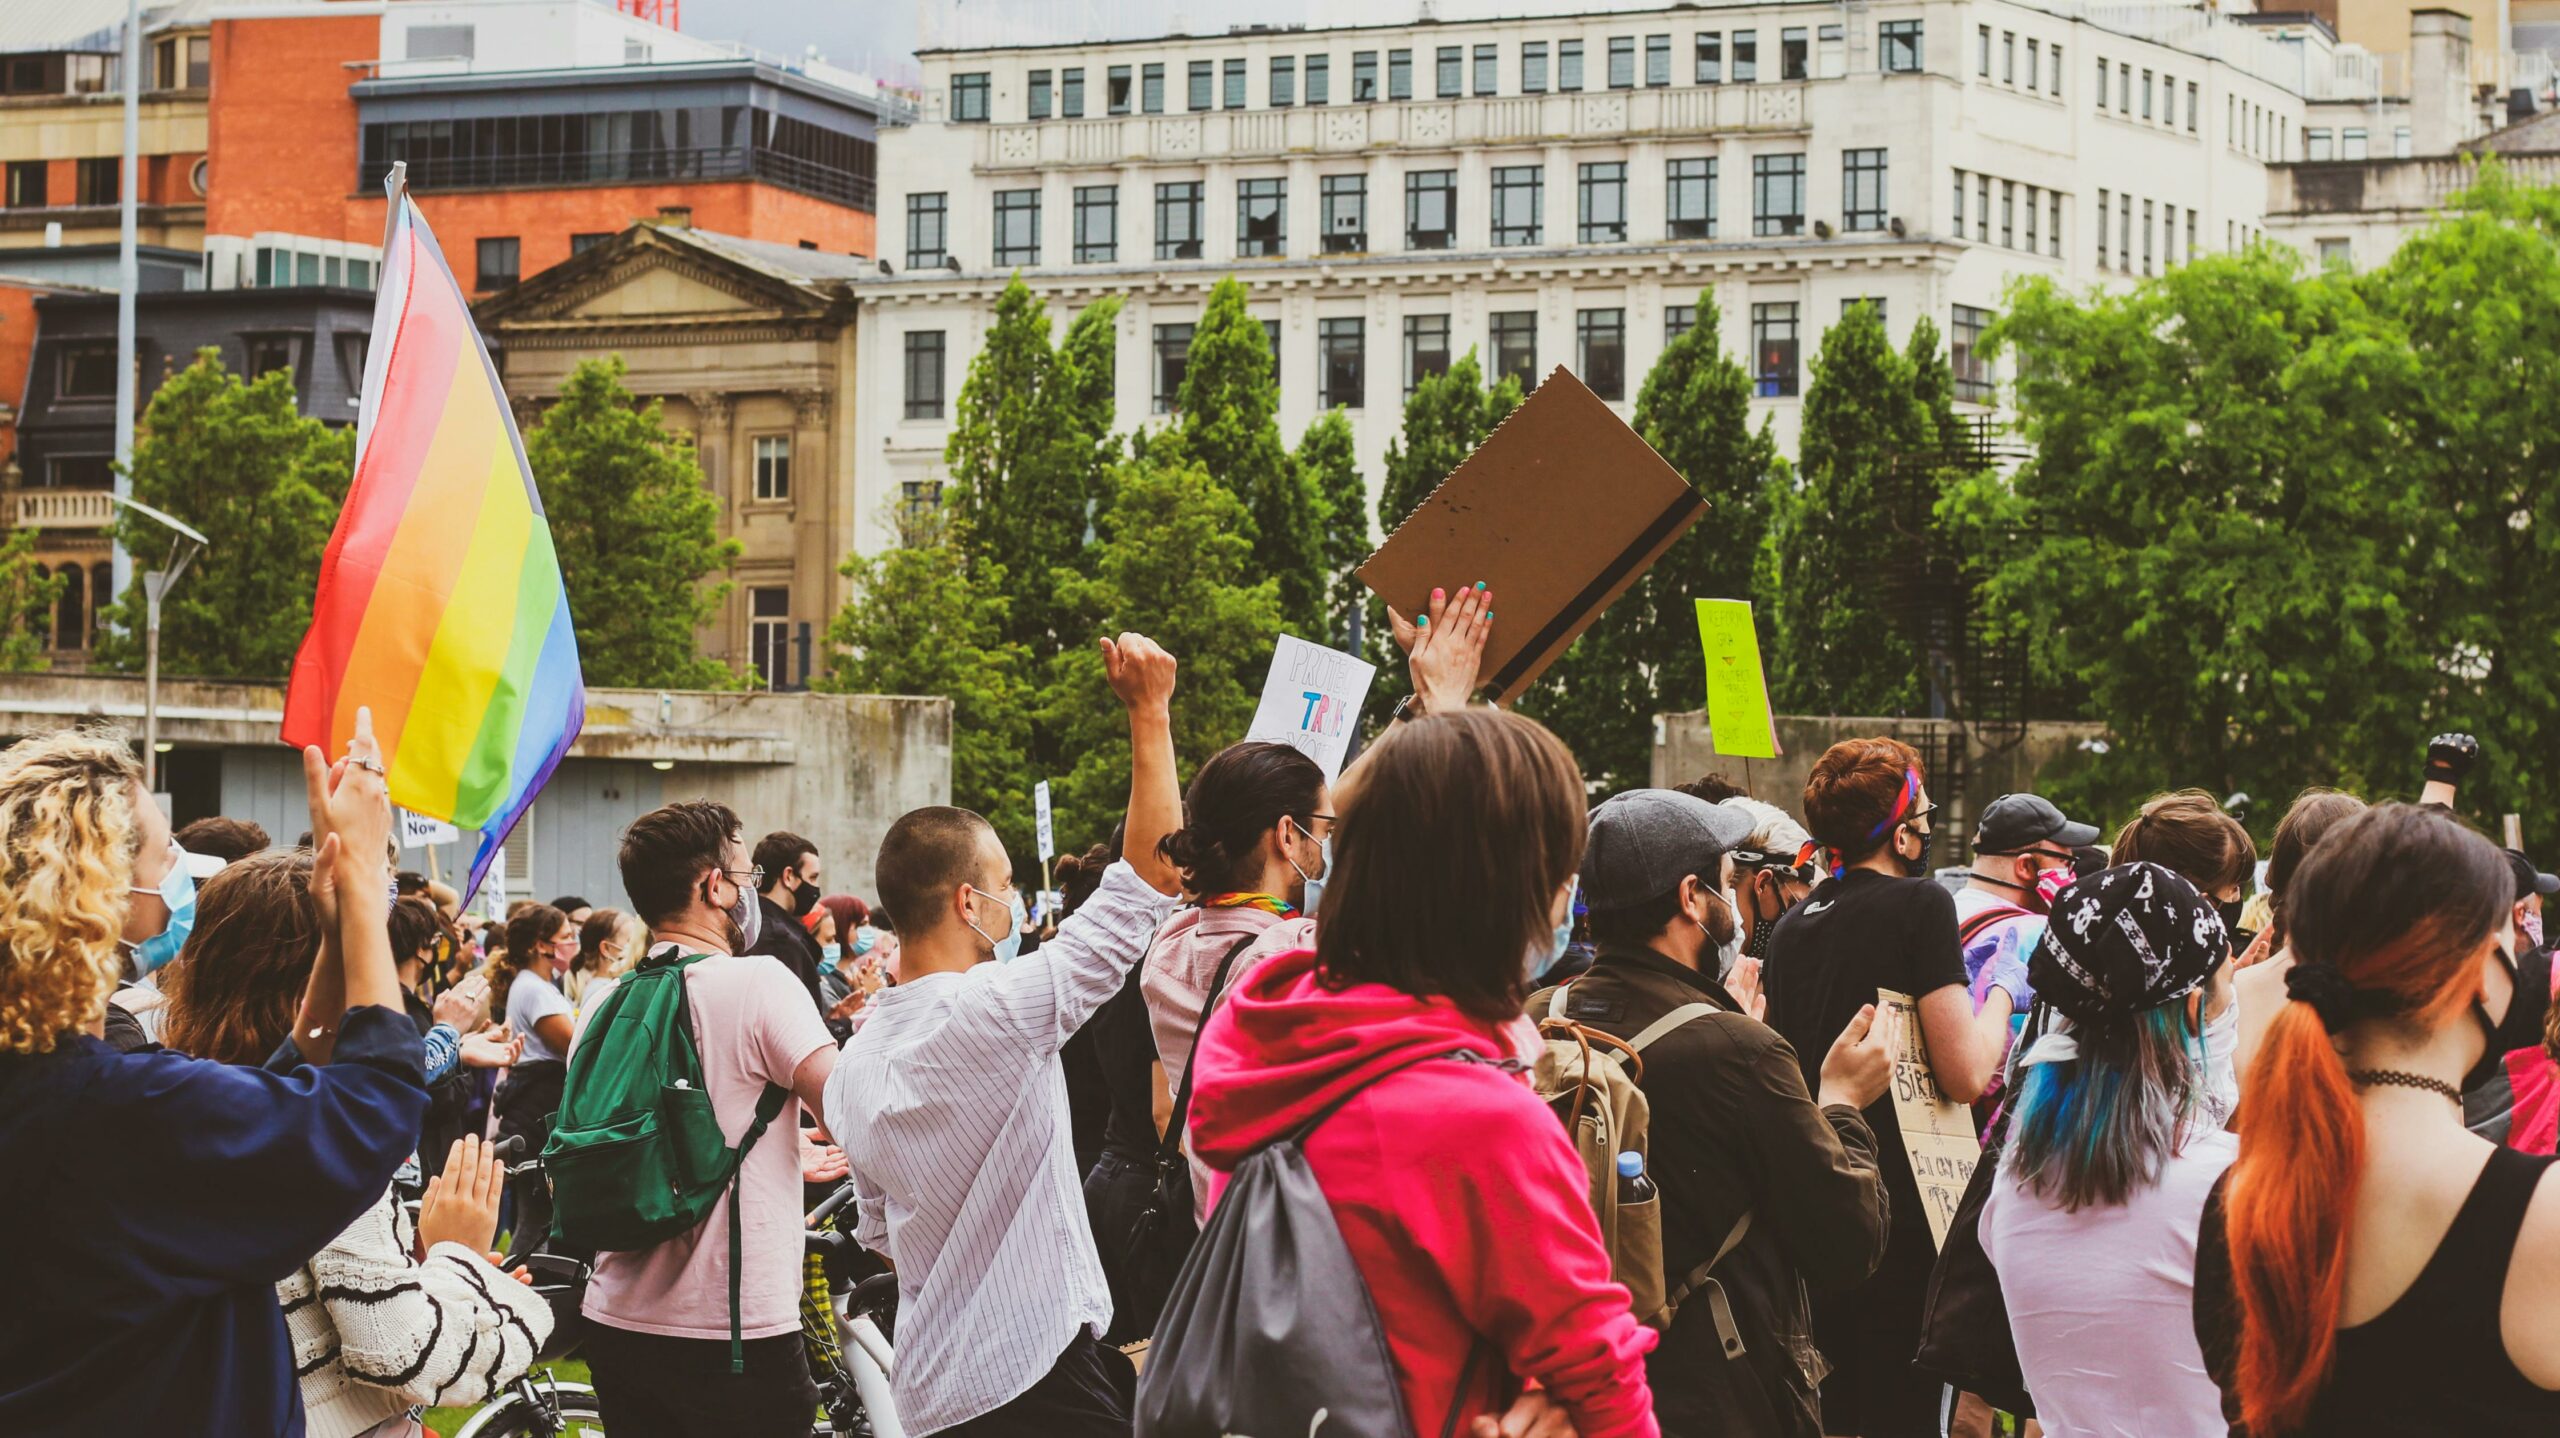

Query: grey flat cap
[1583,789,1758,911]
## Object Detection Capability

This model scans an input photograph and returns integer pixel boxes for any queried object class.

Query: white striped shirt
[825,862,1177,1435]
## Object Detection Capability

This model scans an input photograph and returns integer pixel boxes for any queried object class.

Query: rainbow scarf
[282,193,584,902]
[1205,893,1298,917]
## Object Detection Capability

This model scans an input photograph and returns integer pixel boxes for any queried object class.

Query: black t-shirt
[1087,963,1163,1161]
[1759,867,1968,1437]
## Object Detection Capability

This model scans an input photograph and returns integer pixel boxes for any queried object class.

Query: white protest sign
[1878,986,1983,1250]
[1035,780,1055,863]
[399,807,460,850]
[480,841,508,920]
[1244,634,1378,784]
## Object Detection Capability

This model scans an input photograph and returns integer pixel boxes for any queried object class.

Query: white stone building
[849,1,2380,553]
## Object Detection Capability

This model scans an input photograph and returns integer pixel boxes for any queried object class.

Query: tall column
[786,386,830,689]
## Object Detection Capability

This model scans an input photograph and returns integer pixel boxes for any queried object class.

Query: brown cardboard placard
[1356,366,1707,703]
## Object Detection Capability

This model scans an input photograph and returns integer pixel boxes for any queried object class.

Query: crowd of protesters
[0,582,2555,1438]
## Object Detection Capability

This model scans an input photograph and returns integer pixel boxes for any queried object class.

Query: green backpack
[542,949,790,1371]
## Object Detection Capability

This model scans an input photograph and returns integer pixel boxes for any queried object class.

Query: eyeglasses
[721,865,766,892]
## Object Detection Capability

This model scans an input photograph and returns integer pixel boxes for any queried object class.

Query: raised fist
[2424,732,2479,788]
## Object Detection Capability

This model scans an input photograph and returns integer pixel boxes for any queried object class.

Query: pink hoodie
[1188,946,1660,1438]
[1141,905,1316,1222]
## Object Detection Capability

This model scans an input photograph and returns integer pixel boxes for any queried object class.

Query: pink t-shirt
[582,949,833,1341]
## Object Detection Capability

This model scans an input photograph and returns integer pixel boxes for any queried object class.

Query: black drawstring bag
[1911,1012,2040,1419]
[1137,1049,1484,1438]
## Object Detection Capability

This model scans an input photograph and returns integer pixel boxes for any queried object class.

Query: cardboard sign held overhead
[1357,367,1707,703]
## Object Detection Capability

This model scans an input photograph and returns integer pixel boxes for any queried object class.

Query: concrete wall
[0,674,951,912]
[1653,711,2108,864]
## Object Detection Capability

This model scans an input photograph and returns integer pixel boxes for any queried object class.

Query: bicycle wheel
[463,1384,607,1437]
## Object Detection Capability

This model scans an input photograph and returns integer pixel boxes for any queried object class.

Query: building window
[247,334,297,381]
[1951,304,1993,402]
[1668,157,1716,238]
[2120,193,2132,270]
[1406,169,1456,250]
[904,331,945,419]
[1646,34,1672,86]
[1143,62,1166,113]
[2097,187,2110,267]
[1438,46,1463,98]
[1062,67,1085,117]
[1843,149,1887,232]
[44,454,113,488]
[2141,69,2154,120]
[1318,317,1364,409]
[1523,41,1550,93]
[58,346,117,399]
[2318,237,2352,269]
[907,192,948,268]
[1577,308,1626,401]
[1224,58,1247,109]
[1842,296,1887,328]
[1074,185,1117,262]
[475,236,520,290]
[1405,313,1451,396]
[1154,322,1193,413]
[2050,44,2063,95]
[2051,191,2063,257]
[2395,126,2413,158]
[2307,129,2332,161]
[1697,32,1723,83]
[1320,174,1367,252]
[1475,43,1498,95]
[1732,31,1757,83]
[753,435,791,500]
[2002,32,2015,84]
[952,72,990,122]
[1608,36,1635,89]
[993,189,1041,267]
[1155,182,1204,259]
[1751,302,1799,397]
[10,159,52,207]
[571,231,613,254]
[2098,55,2111,110]
[2024,185,2039,254]
[1388,48,1412,100]
[1560,39,1585,90]
[2119,62,2130,114]
[2142,198,2155,274]
[1109,64,1133,114]
[2025,38,2039,91]
[2186,207,2196,262]
[1352,51,1379,102]
[1978,25,1992,77]
[1881,20,1922,73]
[75,157,118,207]
[1978,174,1991,241]
[1262,319,1282,383]
[2343,127,2369,160]
[1238,177,1286,257]
[2001,179,2015,247]
[1578,162,1628,243]
[2186,80,2199,132]
[1666,305,1698,343]
[1306,54,1330,104]
[1189,60,1213,111]
[1271,56,1296,106]
[1492,165,1543,247]
[749,587,792,690]
[1029,69,1052,120]
[1783,27,1810,81]
[1491,311,1537,390]
[1752,154,1804,237]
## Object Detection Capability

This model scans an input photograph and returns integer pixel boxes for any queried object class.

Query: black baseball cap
[1974,793,2100,856]
[2504,848,2559,901]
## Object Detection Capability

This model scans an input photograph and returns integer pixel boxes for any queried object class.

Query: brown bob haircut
[1802,736,1927,864]
[162,851,323,1067]
[1313,708,1585,1024]
[2112,788,2258,897]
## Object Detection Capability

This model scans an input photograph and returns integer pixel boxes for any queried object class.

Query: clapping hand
[800,1129,849,1184]
[1389,583,1495,716]
[433,972,491,1030]
[418,1134,504,1257]
[458,1024,521,1070]
[1724,954,1769,1022]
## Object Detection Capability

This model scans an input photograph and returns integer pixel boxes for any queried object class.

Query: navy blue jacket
[0,1003,425,1436]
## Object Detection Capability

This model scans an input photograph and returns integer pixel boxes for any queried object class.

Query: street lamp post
[110,497,208,793]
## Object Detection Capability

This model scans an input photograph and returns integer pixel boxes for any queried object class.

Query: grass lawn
[421,1356,588,1436]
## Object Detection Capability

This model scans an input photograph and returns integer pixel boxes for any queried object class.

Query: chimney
[656,204,692,229]
[2410,8,2474,157]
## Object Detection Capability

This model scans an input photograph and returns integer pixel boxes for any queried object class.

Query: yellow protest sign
[1695,598,1780,759]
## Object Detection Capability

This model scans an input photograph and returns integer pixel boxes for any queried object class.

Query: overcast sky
[685,0,1667,88]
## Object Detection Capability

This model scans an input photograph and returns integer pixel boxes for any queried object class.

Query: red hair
[2223,803,2506,1434]
[1801,737,1924,865]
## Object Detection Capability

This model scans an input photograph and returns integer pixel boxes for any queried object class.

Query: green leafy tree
[1519,295,1780,791]
[1161,278,1328,633]
[523,357,739,689]
[0,530,65,672]
[1905,313,1962,450]
[1045,457,1283,857]
[96,349,350,677]
[1765,302,1931,715]
[823,506,1038,855]
[1295,407,1368,650]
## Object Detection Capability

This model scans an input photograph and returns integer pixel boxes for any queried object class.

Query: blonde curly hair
[0,728,143,1054]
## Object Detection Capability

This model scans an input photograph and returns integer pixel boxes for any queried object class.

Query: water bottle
[1616,1150,1656,1205]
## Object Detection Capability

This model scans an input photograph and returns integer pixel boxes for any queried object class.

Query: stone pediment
[475,227,846,335]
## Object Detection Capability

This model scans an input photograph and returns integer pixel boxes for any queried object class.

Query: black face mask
[790,876,821,917]
[1900,827,1934,879]
[2216,899,2246,940]
[1746,917,1778,959]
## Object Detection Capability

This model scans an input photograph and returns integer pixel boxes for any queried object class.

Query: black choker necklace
[2347,1069,2462,1103]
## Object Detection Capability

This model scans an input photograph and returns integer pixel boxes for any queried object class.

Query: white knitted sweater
[276,1187,555,1438]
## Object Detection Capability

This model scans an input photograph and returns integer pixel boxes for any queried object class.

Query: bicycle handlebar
[807,1180,859,1227]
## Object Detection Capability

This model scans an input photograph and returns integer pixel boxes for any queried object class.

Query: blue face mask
[850,924,878,958]
[1285,819,1333,917]
[966,885,1028,964]
[128,842,198,977]
[1525,880,1578,985]
[821,941,843,965]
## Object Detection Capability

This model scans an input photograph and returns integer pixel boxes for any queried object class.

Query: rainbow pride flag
[283,188,583,899]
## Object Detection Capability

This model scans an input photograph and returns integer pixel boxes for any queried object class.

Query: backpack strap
[1957,904,2035,948]
[724,1079,793,1373]
[1286,1047,1478,1146]
[1625,1001,1723,1055]
[1666,1208,1758,1359]
[1158,932,1261,1169]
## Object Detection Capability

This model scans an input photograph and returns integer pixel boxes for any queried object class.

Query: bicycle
[449,1138,602,1436]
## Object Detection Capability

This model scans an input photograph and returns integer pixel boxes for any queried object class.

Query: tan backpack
[1529,982,1755,1354]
